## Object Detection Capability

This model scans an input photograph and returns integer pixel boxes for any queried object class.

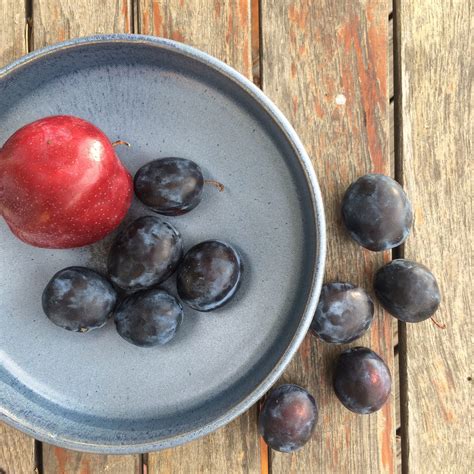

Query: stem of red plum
[112,140,131,148]
[204,179,225,192]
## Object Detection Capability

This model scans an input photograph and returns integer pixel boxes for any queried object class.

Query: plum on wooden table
[258,384,318,452]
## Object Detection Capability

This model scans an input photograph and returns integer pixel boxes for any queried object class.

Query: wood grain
[31,1,136,471]
[396,0,473,472]
[138,0,253,79]
[394,348,400,430]
[0,2,37,473]
[42,447,140,474]
[251,0,261,86]
[32,0,132,47]
[261,1,395,472]
[147,411,260,474]
[0,0,27,67]
[137,2,259,471]
[0,423,36,474]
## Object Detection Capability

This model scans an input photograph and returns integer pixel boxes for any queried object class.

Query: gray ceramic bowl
[0,35,325,453]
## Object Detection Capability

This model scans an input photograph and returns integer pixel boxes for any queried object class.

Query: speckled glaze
[0,35,326,453]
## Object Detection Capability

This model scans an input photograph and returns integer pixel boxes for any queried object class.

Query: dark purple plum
[42,267,117,332]
[333,347,391,414]
[114,289,183,347]
[177,240,242,311]
[311,282,374,344]
[134,157,204,216]
[374,259,441,322]
[341,174,413,251]
[258,384,318,452]
[107,216,183,291]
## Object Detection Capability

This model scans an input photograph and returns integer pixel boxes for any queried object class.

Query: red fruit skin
[0,115,133,248]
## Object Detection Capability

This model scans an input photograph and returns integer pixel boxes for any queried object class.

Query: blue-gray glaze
[0,35,326,453]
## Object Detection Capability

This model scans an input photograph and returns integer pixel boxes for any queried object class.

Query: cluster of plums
[42,156,242,347]
[258,174,441,453]
[0,116,241,346]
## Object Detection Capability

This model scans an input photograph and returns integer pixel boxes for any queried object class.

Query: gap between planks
[391,0,405,471]
[250,4,270,474]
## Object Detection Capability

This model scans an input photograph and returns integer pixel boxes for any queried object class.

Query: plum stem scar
[430,317,446,329]
[112,140,131,148]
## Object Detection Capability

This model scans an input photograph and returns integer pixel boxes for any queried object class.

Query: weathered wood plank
[138,0,253,79]
[42,447,141,474]
[396,433,401,474]
[389,17,395,184]
[31,1,136,470]
[250,0,261,86]
[147,411,260,474]
[0,422,36,474]
[0,1,37,472]
[137,1,259,472]
[32,0,131,46]
[396,0,472,472]
[261,1,395,472]
[0,0,27,67]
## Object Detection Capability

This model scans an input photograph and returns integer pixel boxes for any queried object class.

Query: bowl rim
[0,33,326,454]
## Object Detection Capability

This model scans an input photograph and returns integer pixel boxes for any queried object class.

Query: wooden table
[1,1,471,473]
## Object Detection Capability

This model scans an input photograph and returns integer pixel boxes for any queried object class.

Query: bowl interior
[0,38,323,451]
